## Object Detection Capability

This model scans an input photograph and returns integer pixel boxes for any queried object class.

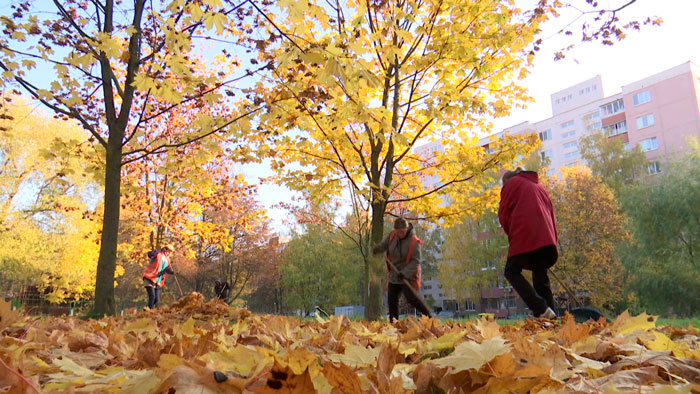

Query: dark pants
[388,283,431,321]
[504,245,557,317]
[145,285,161,309]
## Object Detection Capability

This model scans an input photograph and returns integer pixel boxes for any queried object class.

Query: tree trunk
[365,202,386,320]
[91,135,123,317]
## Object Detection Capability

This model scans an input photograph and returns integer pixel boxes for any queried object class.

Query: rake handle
[548,269,583,308]
[386,260,432,318]
[172,274,184,297]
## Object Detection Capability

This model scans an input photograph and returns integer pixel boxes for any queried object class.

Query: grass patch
[656,317,700,329]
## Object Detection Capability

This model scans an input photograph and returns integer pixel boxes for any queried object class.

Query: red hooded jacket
[498,171,558,260]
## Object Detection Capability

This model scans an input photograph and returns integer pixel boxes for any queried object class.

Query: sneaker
[540,307,556,319]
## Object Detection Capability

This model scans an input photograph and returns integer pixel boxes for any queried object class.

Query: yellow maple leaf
[199,345,270,377]
[431,337,510,372]
[610,311,657,336]
[644,331,687,358]
[0,299,22,331]
[327,344,380,368]
[425,330,467,352]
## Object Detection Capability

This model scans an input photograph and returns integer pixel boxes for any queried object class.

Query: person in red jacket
[498,168,557,319]
[142,244,175,309]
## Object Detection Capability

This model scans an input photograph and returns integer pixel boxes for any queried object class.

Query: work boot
[540,307,556,319]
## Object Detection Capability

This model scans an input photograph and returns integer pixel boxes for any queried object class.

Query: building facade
[497,61,700,176]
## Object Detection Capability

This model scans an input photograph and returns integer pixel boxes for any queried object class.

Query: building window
[603,120,627,137]
[640,137,658,152]
[623,142,630,151]
[564,151,579,159]
[563,141,578,150]
[562,130,576,139]
[633,90,651,106]
[540,149,553,160]
[648,161,662,174]
[587,121,602,132]
[600,99,625,116]
[636,113,655,129]
[560,120,574,128]
[538,129,552,141]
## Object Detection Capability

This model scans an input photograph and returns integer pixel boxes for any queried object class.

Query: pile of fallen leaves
[1,293,699,393]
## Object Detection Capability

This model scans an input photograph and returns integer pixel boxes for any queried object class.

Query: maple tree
[113,93,273,306]
[0,1,271,316]
[0,97,101,301]
[1,294,699,393]
[197,196,276,303]
[245,234,286,314]
[579,131,647,194]
[253,0,548,319]
[545,166,630,311]
[619,141,700,317]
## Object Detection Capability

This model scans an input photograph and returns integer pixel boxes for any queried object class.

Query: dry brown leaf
[251,362,316,394]
[322,362,364,394]
[554,313,592,344]
[589,365,666,390]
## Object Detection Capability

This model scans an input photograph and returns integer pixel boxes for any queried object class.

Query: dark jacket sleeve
[373,236,389,255]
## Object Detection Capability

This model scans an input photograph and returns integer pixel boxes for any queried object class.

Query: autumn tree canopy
[439,210,507,308]
[0,97,101,301]
[0,0,268,315]
[579,131,647,194]
[252,0,547,319]
[546,166,630,311]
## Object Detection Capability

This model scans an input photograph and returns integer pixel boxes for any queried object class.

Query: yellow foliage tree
[545,166,629,310]
[253,0,547,318]
[0,97,101,301]
[0,1,265,316]
[439,210,507,309]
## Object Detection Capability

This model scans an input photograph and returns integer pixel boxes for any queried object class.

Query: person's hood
[515,171,539,183]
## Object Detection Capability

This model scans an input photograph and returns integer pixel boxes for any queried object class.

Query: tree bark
[92,133,123,316]
[366,201,386,320]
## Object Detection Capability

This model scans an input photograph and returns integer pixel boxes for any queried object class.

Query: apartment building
[494,61,700,175]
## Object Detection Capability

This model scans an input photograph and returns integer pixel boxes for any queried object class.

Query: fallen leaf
[431,337,510,373]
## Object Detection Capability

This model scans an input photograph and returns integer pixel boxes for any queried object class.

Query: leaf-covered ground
[1,293,699,393]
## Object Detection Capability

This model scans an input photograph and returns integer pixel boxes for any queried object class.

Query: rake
[386,260,433,319]
[548,269,605,322]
